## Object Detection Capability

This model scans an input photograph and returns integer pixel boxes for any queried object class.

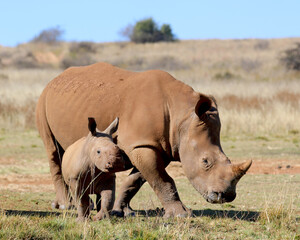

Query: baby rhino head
[85,117,125,173]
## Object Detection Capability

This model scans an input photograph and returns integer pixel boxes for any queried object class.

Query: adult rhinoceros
[36,62,251,217]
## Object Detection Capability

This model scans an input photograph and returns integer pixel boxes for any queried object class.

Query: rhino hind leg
[48,139,70,209]
[38,128,69,209]
[126,147,190,218]
[111,167,146,217]
[36,96,70,209]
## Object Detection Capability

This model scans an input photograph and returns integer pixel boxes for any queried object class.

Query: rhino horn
[232,160,252,179]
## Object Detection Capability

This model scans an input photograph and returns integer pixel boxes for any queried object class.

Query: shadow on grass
[2,208,260,222]
[135,208,259,222]
[2,209,61,218]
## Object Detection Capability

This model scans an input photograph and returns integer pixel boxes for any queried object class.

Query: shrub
[124,18,176,43]
[69,42,97,54]
[61,53,95,69]
[214,71,236,80]
[160,24,174,42]
[61,42,96,69]
[147,56,188,71]
[14,52,41,69]
[281,43,300,71]
[240,59,261,72]
[31,26,64,44]
[254,40,270,50]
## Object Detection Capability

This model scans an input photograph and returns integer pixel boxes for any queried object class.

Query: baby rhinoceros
[62,117,125,221]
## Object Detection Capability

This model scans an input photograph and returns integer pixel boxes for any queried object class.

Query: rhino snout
[104,155,125,171]
[206,191,236,204]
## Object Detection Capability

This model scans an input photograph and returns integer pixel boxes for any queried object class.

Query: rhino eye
[97,150,101,155]
[202,158,209,165]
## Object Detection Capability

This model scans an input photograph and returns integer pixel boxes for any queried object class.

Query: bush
[31,26,64,44]
[214,71,236,80]
[61,53,95,69]
[69,42,97,54]
[160,24,174,42]
[254,40,270,50]
[281,43,300,71]
[123,18,176,43]
[240,59,261,72]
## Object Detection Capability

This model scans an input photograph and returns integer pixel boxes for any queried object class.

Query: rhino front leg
[93,174,116,221]
[129,148,190,218]
[112,168,146,217]
[76,193,90,221]
[70,179,90,221]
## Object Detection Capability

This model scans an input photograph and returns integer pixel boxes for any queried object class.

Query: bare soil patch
[0,173,53,192]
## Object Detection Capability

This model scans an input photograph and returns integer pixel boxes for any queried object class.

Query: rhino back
[43,62,198,155]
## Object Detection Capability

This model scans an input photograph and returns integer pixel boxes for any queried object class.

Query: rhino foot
[52,202,66,210]
[123,206,136,217]
[110,209,124,218]
[163,210,188,218]
[110,206,136,218]
[51,200,75,210]
[163,204,192,218]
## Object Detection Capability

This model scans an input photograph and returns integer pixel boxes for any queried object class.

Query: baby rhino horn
[232,160,252,179]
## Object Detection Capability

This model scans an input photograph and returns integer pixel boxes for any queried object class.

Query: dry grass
[0,69,60,128]
[1,38,300,137]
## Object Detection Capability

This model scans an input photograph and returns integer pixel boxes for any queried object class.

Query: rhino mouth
[106,155,125,172]
[205,191,236,204]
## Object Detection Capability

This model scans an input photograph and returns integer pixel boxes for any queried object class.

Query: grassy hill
[1,38,300,80]
[0,38,300,137]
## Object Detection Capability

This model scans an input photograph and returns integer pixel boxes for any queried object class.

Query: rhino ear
[88,117,97,136]
[103,117,119,136]
[195,94,212,119]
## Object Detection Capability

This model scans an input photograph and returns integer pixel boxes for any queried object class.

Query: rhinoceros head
[178,94,252,204]
[85,117,125,172]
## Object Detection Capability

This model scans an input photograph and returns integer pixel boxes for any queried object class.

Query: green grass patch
[221,134,300,161]
[0,130,299,238]
[0,129,46,160]
[0,175,299,239]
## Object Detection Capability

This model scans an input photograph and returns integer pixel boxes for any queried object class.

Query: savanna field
[0,38,299,239]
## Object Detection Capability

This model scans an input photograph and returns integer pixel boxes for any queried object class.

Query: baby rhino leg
[69,179,90,221]
[93,174,116,221]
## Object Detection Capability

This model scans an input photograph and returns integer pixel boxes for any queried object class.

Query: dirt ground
[0,158,299,193]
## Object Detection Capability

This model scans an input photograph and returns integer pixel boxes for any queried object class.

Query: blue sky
[1,0,300,46]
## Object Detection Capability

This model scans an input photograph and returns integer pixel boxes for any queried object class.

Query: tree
[121,18,176,43]
[31,26,64,44]
[281,43,300,71]
[160,24,174,42]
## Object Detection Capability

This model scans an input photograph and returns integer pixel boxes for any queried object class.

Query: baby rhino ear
[88,117,97,136]
[103,117,119,136]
